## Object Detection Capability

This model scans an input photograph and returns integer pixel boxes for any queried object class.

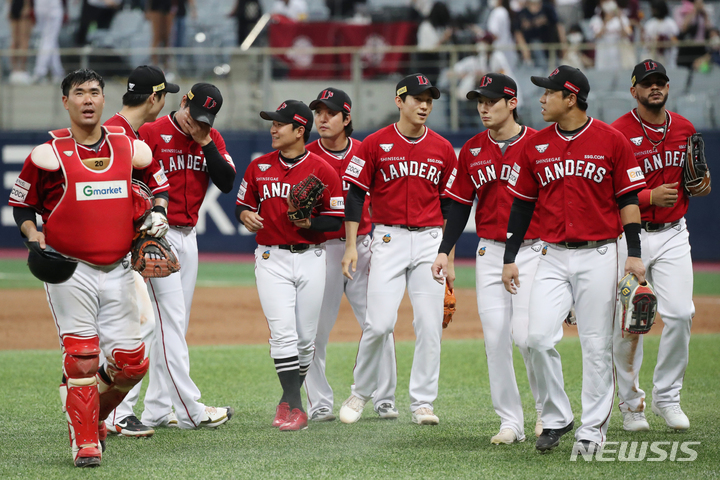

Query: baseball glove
[619,273,657,334]
[130,233,180,278]
[683,133,711,197]
[443,285,456,329]
[287,174,325,221]
[131,179,153,230]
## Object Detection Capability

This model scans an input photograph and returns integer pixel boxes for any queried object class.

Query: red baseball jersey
[306,137,371,239]
[139,114,235,227]
[447,126,542,242]
[104,113,170,196]
[342,124,457,227]
[237,150,344,246]
[612,109,696,223]
[508,118,647,243]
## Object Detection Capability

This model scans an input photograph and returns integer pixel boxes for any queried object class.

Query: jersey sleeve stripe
[445,190,474,205]
[507,186,538,201]
[8,200,32,208]
[236,200,257,211]
[151,185,170,194]
[615,183,646,197]
[318,210,345,217]
[342,176,369,191]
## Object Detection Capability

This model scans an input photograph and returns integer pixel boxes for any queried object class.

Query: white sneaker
[652,402,689,431]
[167,411,178,428]
[491,428,525,444]
[339,395,367,424]
[199,406,234,428]
[412,407,439,425]
[310,407,336,422]
[535,411,543,437]
[375,402,399,419]
[622,410,650,431]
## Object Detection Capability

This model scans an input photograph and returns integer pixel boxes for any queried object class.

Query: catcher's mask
[619,273,658,334]
[25,241,78,284]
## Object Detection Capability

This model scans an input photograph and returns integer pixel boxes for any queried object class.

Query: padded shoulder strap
[103,125,126,136]
[49,128,72,139]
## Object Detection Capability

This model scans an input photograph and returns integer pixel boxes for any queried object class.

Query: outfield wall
[2,129,719,260]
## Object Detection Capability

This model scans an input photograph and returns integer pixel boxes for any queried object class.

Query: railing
[0,39,716,131]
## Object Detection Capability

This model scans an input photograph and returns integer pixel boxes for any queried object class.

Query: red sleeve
[133,156,169,194]
[439,142,459,197]
[613,134,647,196]
[446,145,475,205]
[342,137,375,191]
[507,144,539,201]
[211,130,236,172]
[317,162,345,217]
[236,164,258,211]
[8,155,45,210]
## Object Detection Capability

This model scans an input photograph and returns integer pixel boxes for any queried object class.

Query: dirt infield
[1,287,718,351]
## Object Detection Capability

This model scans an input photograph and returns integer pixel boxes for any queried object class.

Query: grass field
[0,336,718,478]
[2,258,720,294]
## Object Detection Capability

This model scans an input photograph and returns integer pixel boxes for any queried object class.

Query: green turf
[2,258,720,294]
[0,336,718,478]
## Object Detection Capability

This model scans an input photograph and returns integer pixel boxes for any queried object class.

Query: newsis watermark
[570,441,700,462]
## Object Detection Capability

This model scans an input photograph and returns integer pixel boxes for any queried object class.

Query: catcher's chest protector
[44,128,135,265]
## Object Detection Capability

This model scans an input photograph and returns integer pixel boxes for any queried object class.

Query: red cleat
[279,409,308,431]
[272,402,290,427]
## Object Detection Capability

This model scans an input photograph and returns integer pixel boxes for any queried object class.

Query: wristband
[624,222,642,258]
[152,205,167,217]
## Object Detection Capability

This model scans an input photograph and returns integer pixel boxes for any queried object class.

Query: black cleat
[113,415,155,437]
[574,439,601,455]
[536,420,574,452]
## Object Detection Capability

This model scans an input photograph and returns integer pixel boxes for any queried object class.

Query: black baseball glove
[683,133,711,197]
[287,174,326,221]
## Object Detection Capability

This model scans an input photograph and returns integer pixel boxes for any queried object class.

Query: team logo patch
[76,181,128,201]
[224,154,235,166]
[470,147,481,156]
[344,162,362,178]
[430,231,438,239]
[542,245,548,255]
[122,258,130,269]
[315,249,323,257]
[258,163,271,172]
[161,134,173,144]
[508,163,520,186]
[330,197,344,209]
[382,234,391,243]
[531,243,542,252]
[362,237,370,247]
[64,151,73,157]
[153,169,168,186]
[627,166,645,181]
[380,144,393,152]
[535,144,549,153]
[597,246,608,255]
[478,246,486,256]
[237,179,247,201]
[262,250,270,260]
[673,223,682,231]
[630,136,643,146]
[128,83,135,91]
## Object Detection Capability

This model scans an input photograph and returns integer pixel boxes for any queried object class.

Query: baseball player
[612,59,708,432]
[102,64,178,437]
[501,66,647,453]
[431,73,546,444]
[236,100,344,431]
[303,88,399,422]
[8,69,152,467]
[139,83,235,429]
[339,74,458,425]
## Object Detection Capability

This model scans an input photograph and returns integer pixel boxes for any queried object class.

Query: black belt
[381,224,434,231]
[277,244,319,253]
[642,220,679,232]
[557,238,614,249]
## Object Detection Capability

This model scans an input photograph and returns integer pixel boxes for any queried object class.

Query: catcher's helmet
[25,241,78,284]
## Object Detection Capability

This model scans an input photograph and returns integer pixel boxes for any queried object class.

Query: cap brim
[309,98,343,111]
[466,88,505,100]
[259,111,287,122]
[531,76,563,90]
[405,86,441,99]
[634,72,669,86]
[189,103,215,126]
[164,82,180,93]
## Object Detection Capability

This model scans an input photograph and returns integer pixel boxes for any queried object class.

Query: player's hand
[184,115,212,146]
[240,211,264,232]
[341,244,358,280]
[624,256,646,284]
[431,253,448,285]
[651,182,679,207]
[292,218,311,229]
[502,263,520,294]
[141,211,169,238]
[27,230,46,249]
[447,258,456,290]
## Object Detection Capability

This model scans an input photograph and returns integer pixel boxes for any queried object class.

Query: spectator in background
[514,0,566,69]
[642,0,679,68]
[563,23,594,68]
[693,27,720,71]
[556,0,583,31]
[271,0,308,21]
[486,0,518,67]
[8,0,33,84]
[417,2,454,84]
[146,0,175,74]
[589,0,634,69]
[173,0,196,50]
[32,0,64,84]
[230,0,262,46]
[675,0,714,68]
[76,0,122,46]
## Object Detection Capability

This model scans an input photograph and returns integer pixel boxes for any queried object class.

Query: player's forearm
[14,207,36,235]
[344,221,360,245]
[344,184,366,223]
[309,215,342,232]
[620,203,642,258]
[439,200,472,255]
[637,188,652,206]
[202,141,236,193]
[503,197,535,264]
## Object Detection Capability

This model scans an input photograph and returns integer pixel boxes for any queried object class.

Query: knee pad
[62,335,100,380]
[108,344,149,390]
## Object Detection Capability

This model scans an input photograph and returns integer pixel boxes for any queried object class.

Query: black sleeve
[13,207,36,234]
[344,184,366,223]
[616,191,639,209]
[438,200,472,255]
[440,197,454,219]
[202,141,236,193]
[235,204,251,222]
[309,215,343,232]
[154,191,169,203]
[503,197,536,264]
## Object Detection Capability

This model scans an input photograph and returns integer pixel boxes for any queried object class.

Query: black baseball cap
[631,59,669,86]
[260,100,313,131]
[309,88,352,114]
[127,65,179,95]
[187,83,223,126]
[531,65,590,102]
[467,73,518,100]
[396,73,441,99]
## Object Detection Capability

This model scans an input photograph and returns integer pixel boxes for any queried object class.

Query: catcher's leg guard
[59,335,102,467]
[97,344,149,420]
